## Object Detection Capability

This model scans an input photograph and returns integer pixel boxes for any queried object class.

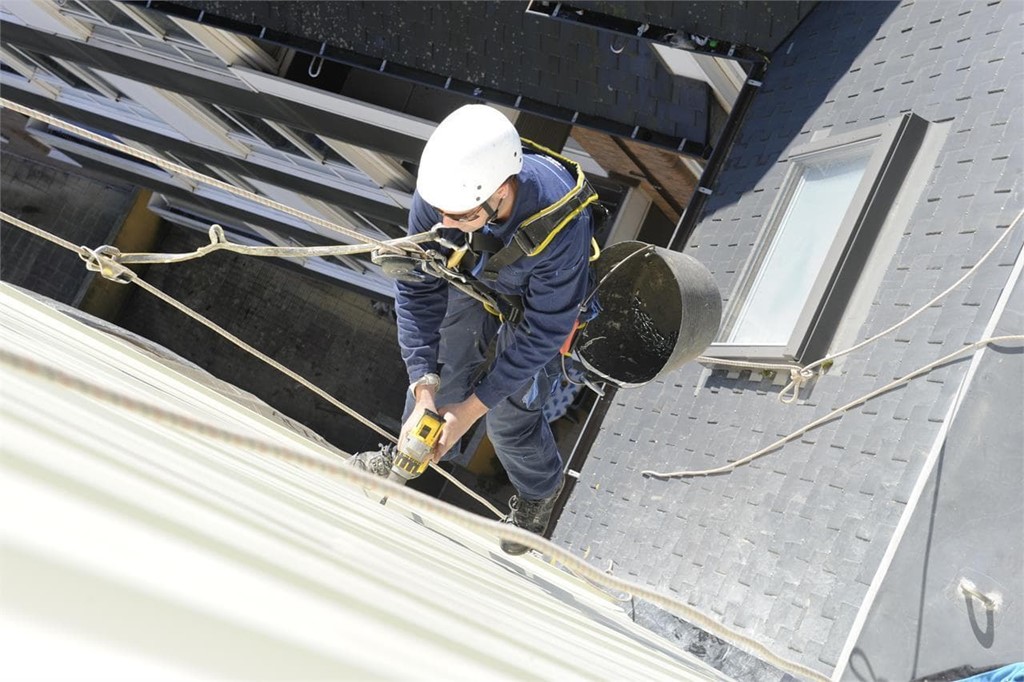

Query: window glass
[136,10,201,44]
[709,115,928,362]
[286,126,352,167]
[227,110,298,153]
[61,1,222,71]
[728,146,872,345]
[63,0,140,30]
[177,45,224,68]
[4,45,101,95]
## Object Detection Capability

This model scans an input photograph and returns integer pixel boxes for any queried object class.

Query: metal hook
[959,578,1002,611]
[308,55,324,79]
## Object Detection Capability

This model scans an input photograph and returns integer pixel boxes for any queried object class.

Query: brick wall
[114,225,409,453]
[1,113,136,304]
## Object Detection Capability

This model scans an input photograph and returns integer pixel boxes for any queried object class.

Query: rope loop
[78,245,134,284]
[779,366,814,404]
[208,223,228,245]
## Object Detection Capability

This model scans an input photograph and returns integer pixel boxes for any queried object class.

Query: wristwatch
[409,372,441,396]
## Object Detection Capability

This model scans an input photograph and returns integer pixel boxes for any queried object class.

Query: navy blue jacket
[396,152,595,408]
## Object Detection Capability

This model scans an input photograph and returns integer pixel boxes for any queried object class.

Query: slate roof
[553,0,1023,676]
[156,0,711,151]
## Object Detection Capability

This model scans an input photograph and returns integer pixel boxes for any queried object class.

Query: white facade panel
[0,285,727,682]
[96,71,246,155]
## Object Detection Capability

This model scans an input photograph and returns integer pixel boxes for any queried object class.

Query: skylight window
[712,114,928,362]
[728,148,872,345]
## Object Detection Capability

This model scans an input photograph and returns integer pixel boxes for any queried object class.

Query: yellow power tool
[388,409,444,483]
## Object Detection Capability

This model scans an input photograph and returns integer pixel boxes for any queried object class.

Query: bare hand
[435,394,489,460]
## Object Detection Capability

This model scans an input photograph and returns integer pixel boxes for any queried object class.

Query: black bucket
[576,241,722,388]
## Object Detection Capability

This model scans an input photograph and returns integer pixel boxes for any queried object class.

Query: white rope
[643,334,1023,479]
[100,247,397,441]
[0,347,830,682]
[0,98,415,255]
[111,223,438,265]
[1,210,86,252]
[699,208,1024,402]
[2,214,505,520]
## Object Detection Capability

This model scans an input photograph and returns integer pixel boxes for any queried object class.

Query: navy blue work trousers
[403,289,564,500]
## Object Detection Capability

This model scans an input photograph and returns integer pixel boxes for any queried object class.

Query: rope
[0,347,830,682]
[1,214,504,519]
[1,211,87,252]
[106,248,397,441]
[699,208,1024,403]
[111,223,438,265]
[0,98,414,255]
[643,334,1023,479]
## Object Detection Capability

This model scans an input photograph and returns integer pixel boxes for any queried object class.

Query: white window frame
[51,57,122,99]
[266,119,323,161]
[24,120,192,190]
[54,0,235,77]
[1,0,91,39]
[0,47,61,98]
[169,21,280,72]
[115,3,204,47]
[229,65,437,140]
[710,114,929,363]
[2,44,97,95]
[92,73,247,154]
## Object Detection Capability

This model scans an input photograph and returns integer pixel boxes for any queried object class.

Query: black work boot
[500,477,565,555]
[348,443,395,478]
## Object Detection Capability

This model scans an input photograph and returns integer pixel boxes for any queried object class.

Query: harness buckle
[513,228,540,256]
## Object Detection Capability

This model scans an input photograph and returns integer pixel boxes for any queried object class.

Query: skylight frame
[710,114,929,363]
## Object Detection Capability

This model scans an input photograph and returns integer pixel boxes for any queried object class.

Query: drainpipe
[548,383,617,535]
[668,59,768,251]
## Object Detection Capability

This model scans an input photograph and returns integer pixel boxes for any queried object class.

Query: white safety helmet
[417,104,523,213]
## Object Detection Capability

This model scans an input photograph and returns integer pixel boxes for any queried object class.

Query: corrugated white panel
[0,284,725,682]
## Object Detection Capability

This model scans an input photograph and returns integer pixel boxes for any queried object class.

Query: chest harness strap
[378,139,602,323]
[476,138,601,283]
[445,138,602,317]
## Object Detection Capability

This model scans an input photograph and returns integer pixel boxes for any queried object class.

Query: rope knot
[779,366,815,404]
[78,245,133,284]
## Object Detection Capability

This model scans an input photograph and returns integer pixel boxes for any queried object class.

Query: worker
[353,104,599,555]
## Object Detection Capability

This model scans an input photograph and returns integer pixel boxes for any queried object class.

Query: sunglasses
[439,205,485,224]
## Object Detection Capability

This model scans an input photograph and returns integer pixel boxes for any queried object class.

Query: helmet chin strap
[481,178,516,223]
[481,196,502,222]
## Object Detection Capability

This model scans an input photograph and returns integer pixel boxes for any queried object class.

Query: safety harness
[441,138,601,322]
[458,138,600,282]
[374,138,601,324]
